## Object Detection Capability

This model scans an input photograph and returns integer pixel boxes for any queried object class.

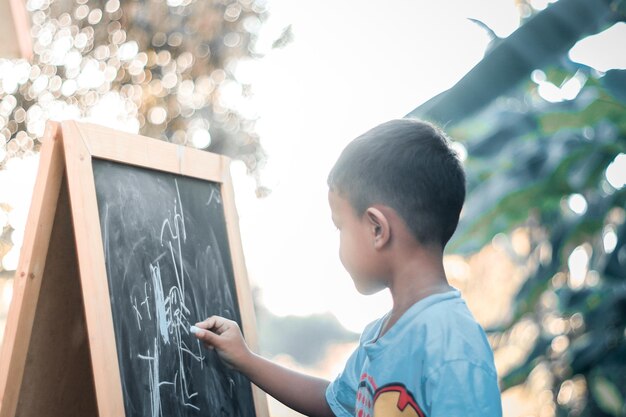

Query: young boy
[192,119,502,417]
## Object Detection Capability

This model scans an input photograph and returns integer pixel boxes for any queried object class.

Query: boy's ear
[365,207,390,249]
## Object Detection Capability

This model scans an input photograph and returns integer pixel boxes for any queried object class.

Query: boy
[192,119,502,417]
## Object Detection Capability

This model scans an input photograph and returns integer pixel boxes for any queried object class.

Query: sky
[2,0,626,334]
[227,0,517,332]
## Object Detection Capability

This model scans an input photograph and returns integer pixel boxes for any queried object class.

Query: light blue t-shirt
[325,290,502,417]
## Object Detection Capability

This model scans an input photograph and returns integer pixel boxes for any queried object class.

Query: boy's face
[328,190,386,295]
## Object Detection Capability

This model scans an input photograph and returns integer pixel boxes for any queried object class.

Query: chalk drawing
[141,282,152,320]
[206,188,221,207]
[131,295,142,331]
[133,179,205,412]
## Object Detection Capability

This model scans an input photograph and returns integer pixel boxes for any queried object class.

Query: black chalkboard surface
[92,158,255,417]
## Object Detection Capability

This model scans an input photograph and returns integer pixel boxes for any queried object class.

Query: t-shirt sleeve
[423,360,502,417]
[325,346,363,417]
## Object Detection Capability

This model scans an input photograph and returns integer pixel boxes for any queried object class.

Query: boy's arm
[192,315,336,417]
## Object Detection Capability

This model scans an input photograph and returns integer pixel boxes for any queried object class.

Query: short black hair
[327,119,466,248]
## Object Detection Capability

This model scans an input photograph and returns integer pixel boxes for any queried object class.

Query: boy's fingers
[195,316,231,335]
[191,326,220,346]
[195,315,218,330]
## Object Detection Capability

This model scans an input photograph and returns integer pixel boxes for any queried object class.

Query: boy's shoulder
[366,290,496,373]
[405,290,496,374]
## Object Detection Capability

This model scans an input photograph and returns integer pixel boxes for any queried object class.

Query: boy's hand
[193,316,335,417]
[191,316,251,371]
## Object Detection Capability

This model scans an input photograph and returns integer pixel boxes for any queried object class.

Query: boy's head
[327,118,466,250]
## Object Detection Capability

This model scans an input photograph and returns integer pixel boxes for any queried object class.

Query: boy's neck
[381,246,450,337]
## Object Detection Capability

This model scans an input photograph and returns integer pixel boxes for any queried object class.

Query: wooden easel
[0,121,269,417]
[0,0,33,60]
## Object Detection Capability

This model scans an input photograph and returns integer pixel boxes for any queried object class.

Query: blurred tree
[0,0,281,273]
[409,0,626,416]
[1,0,274,173]
[255,302,358,366]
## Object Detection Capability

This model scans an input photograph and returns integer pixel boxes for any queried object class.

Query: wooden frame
[0,120,269,417]
[0,122,72,417]
[0,0,33,60]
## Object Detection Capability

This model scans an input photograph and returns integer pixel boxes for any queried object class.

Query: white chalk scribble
[134,179,205,413]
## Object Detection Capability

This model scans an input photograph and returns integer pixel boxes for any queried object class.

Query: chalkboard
[0,121,268,417]
[92,159,255,417]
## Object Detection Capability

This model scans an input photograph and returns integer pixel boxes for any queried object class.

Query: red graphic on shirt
[372,384,425,417]
[355,374,376,417]
[355,375,425,417]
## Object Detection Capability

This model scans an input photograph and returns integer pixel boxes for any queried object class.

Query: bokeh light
[605,153,626,190]
[1,0,270,173]
[567,193,587,215]
[567,245,590,289]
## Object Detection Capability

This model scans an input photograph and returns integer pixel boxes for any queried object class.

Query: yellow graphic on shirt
[373,384,425,417]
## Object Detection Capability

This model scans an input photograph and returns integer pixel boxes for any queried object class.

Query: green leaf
[501,337,552,390]
[602,70,626,104]
[612,0,626,19]
[501,361,537,390]
[539,92,626,134]
[544,67,571,86]
[590,375,624,416]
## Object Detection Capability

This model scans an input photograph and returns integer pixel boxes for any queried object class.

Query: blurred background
[1,0,625,416]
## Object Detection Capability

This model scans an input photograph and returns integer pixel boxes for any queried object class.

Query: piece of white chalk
[190,325,201,334]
